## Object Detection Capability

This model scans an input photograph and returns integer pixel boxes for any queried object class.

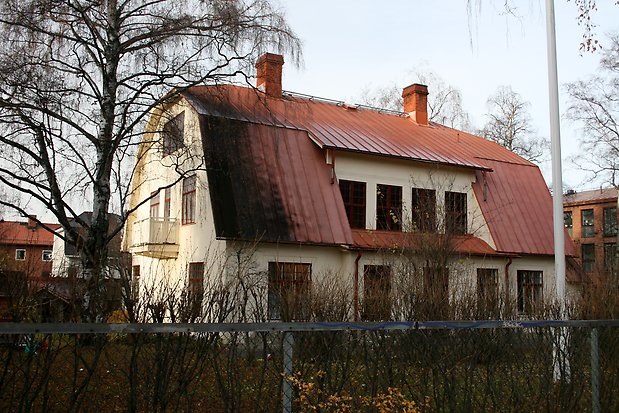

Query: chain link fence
[1,320,618,412]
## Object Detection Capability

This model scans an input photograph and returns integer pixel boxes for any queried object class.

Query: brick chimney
[255,53,284,98]
[402,83,429,126]
[27,215,37,229]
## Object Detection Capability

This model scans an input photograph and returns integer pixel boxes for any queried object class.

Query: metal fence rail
[1,320,617,413]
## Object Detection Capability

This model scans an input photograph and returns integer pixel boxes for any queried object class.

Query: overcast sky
[276,0,619,189]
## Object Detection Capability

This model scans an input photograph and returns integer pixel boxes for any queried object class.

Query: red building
[0,216,59,320]
[564,188,618,280]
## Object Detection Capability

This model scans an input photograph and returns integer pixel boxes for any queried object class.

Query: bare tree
[0,0,300,320]
[480,85,547,164]
[359,71,472,131]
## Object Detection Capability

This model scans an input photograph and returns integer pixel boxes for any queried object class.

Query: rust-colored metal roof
[0,221,58,247]
[200,116,352,246]
[351,229,505,257]
[564,187,617,206]
[473,160,576,256]
[184,85,532,171]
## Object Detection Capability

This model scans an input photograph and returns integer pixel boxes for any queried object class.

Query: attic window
[162,112,185,155]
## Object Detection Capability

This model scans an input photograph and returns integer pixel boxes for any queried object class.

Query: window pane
[412,188,436,233]
[268,262,311,321]
[582,209,594,238]
[445,191,467,234]
[582,244,595,273]
[604,207,617,236]
[517,270,543,313]
[339,179,366,229]
[162,112,185,155]
[564,211,573,237]
[376,184,402,231]
[182,176,196,225]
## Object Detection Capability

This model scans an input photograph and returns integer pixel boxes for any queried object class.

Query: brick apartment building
[564,188,618,279]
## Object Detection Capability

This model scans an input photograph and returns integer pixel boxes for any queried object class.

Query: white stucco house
[123,53,577,321]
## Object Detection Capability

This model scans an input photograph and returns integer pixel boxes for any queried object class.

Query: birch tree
[0,0,299,320]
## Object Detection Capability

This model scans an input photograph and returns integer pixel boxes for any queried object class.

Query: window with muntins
[477,268,498,304]
[581,243,595,273]
[582,209,594,238]
[268,262,311,321]
[603,207,617,237]
[339,179,366,229]
[517,270,543,314]
[162,112,185,155]
[445,191,467,234]
[604,243,616,275]
[150,191,160,218]
[411,188,436,233]
[376,184,402,231]
[15,249,26,261]
[363,265,391,321]
[564,211,573,237]
[182,176,196,225]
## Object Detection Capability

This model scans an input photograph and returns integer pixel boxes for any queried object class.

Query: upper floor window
[517,270,543,314]
[582,209,594,238]
[339,179,366,229]
[268,262,311,321]
[162,112,185,155]
[411,188,436,233]
[581,243,595,273]
[564,211,573,237]
[164,187,171,219]
[150,191,160,218]
[603,207,617,237]
[42,250,52,262]
[363,265,391,321]
[15,249,26,261]
[182,176,196,225]
[376,184,402,231]
[445,191,467,234]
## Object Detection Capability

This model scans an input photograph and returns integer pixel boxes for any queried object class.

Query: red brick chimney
[402,83,429,126]
[255,53,284,98]
[27,215,37,229]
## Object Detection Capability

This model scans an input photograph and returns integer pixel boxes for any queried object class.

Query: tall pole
[545,0,566,312]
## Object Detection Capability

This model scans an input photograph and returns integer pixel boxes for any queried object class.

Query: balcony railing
[130,217,179,258]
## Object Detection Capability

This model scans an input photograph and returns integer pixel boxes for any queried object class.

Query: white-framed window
[42,250,52,261]
[15,249,26,261]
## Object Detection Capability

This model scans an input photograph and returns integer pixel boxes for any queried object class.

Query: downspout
[505,257,513,310]
[354,252,362,321]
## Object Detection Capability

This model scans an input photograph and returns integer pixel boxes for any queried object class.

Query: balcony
[130,218,179,259]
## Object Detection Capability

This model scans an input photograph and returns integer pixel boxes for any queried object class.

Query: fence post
[591,328,600,413]
[283,331,294,413]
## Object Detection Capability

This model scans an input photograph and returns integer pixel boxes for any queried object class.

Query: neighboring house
[124,52,576,321]
[0,216,59,320]
[564,188,618,279]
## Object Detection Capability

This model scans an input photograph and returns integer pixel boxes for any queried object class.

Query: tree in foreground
[480,85,547,164]
[0,0,299,320]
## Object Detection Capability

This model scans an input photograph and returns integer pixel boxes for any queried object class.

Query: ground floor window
[268,262,311,321]
[581,244,595,273]
[477,268,499,304]
[517,270,543,314]
[15,249,26,261]
[363,265,391,321]
[188,262,204,317]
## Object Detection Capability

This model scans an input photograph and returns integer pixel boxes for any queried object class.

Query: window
[445,191,467,234]
[363,265,391,321]
[131,265,141,300]
[15,249,26,261]
[424,266,449,305]
[150,191,160,218]
[582,243,595,273]
[604,243,616,275]
[477,268,498,304]
[339,179,366,229]
[42,250,52,262]
[164,187,171,219]
[604,207,617,237]
[182,175,196,225]
[582,209,594,238]
[376,184,402,231]
[564,211,573,237]
[162,112,185,155]
[411,188,436,233]
[268,262,311,321]
[188,262,205,316]
[517,270,543,313]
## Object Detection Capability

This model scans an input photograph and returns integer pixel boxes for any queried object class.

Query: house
[123,53,577,321]
[564,188,617,279]
[0,216,59,320]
